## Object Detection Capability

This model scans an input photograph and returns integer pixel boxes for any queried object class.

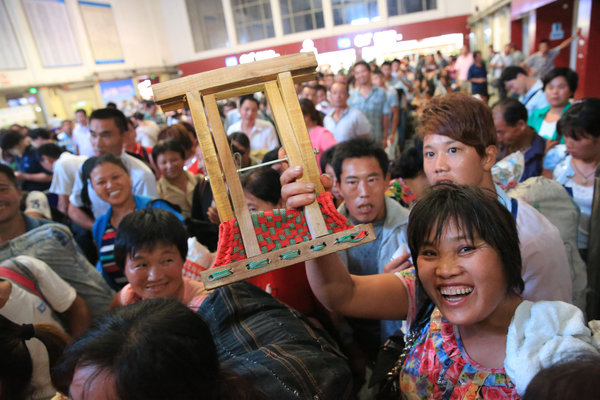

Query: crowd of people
[1,32,599,400]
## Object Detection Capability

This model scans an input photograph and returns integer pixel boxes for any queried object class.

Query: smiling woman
[84,153,184,291]
[281,162,599,397]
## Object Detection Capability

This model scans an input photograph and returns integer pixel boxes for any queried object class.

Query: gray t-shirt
[524,48,559,78]
[346,218,385,276]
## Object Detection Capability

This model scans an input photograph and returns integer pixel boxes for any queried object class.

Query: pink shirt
[308,125,337,171]
[455,53,474,82]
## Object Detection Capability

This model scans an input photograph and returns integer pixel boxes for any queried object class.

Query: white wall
[1,0,475,90]
[1,0,168,90]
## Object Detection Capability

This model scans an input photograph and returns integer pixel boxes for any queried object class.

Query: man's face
[300,86,315,102]
[423,133,494,187]
[504,44,511,55]
[371,74,384,88]
[381,64,392,79]
[314,89,327,104]
[338,156,389,223]
[493,110,524,149]
[61,120,73,134]
[0,173,22,224]
[239,99,258,124]
[75,111,88,126]
[353,64,371,86]
[503,73,527,96]
[539,42,549,55]
[89,118,124,156]
[329,83,348,108]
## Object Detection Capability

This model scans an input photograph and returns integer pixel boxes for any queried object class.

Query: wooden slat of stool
[277,71,324,194]
[264,81,329,238]
[203,93,261,258]
[186,90,234,221]
[153,53,317,111]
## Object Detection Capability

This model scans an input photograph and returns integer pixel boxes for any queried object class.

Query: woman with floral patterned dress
[280,171,598,398]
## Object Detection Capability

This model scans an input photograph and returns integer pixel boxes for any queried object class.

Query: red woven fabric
[212,192,353,267]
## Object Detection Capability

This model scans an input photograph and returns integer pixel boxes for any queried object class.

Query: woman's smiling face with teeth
[417,221,510,329]
[90,162,133,206]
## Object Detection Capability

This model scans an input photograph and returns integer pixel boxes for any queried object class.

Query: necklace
[571,159,598,185]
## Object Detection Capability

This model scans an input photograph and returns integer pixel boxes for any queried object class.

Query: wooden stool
[152,53,374,289]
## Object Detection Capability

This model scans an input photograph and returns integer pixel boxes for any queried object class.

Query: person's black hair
[372,69,384,77]
[557,98,600,140]
[113,208,188,271]
[239,94,259,108]
[319,144,338,175]
[0,164,18,188]
[381,60,392,68]
[353,60,371,72]
[158,124,195,151]
[37,142,65,160]
[473,50,482,58]
[262,147,281,164]
[132,111,145,121]
[492,98,528,126]
[500,66,527,84]
[299,98,323,126]
[229,131,251,151]
[389,142,424,180]
[28,128,52,141]
[53,298,259,400]
[151,139,186,162]
[89,108,129,134]
[106,102,117,109]
[0,315,70,400]
[407,184,524,319]
[240,167,282,207]
[75,108,87,116]
[542,67,578,94]
[0,130,24,152]
[143,100,156,108]
[314,84,327,94]
[522,353,600,400]
[331,138,388,182]
[539,39,550,46]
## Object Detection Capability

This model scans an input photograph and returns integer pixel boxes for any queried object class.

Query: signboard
[99,79,136,104]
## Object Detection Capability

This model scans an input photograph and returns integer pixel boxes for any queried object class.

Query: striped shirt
[99,224,128,289]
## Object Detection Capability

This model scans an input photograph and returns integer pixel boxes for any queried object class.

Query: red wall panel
[178,15,470,76]
[534,0,574,69]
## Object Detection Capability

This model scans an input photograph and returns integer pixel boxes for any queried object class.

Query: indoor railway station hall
[1,0,599,399]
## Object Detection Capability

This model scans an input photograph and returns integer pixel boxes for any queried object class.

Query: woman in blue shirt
[85,153,183,290]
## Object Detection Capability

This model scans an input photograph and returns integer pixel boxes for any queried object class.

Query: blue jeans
[0,224,115,319]
[199,281,353,400]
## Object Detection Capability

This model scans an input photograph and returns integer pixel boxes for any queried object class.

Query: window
[280,0,324,35]
[232,0,275,44]
[186,0,230,52]
[331,0,379,26]
[387,0,437,17]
